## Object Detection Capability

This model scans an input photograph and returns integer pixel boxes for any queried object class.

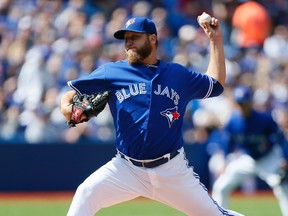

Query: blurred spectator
[212,0,239,46]
[263,25,288,66]
[13,46,46,109]
[231,1,272,48]
[0,104,23,143]
[131,1,151,17]
[21,105,59,144]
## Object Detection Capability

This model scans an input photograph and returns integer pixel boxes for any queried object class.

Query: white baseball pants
[67,148,244,216]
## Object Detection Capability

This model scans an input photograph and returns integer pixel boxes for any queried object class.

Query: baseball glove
[67,91,111,127]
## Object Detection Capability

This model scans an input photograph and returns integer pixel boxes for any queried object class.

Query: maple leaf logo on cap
[125,18,136,28]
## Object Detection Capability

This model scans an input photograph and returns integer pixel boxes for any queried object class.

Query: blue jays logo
[160,106,180,128]
[125,18,136,28]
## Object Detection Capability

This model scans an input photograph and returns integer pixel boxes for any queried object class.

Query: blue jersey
[224,109,282,159]
[68,60,223,159]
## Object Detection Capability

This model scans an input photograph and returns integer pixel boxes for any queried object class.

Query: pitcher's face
[124,32,152,64]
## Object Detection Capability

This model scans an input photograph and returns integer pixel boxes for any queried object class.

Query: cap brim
[114,29,146,40]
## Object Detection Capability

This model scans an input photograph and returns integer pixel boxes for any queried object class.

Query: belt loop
[163,152,170,159]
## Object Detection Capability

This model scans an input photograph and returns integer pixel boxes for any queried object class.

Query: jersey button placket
[148,78,157,146]
[146,94,151,146]
[145,80,153,146]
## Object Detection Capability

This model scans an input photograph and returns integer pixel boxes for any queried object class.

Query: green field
[0,193,282,216]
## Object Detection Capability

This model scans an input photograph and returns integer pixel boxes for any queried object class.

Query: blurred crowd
[0,0,287,145]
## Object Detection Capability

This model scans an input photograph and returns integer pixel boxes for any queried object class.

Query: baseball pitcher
[61,15,244,216]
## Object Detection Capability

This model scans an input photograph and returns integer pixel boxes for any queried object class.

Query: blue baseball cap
[114,17,157,40]
[233,85,252,103]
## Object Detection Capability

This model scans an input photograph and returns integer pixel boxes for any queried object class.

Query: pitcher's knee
[76,182,95,201]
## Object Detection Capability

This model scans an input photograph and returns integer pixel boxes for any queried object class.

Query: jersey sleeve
[67,64,108,95]
[185,68,224,100]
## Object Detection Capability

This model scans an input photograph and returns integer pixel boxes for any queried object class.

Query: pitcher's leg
[67,156,140,216]
[150,151,244,216]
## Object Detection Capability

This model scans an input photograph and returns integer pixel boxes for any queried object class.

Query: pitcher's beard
[126,40,152,64]
[126,50,142,64]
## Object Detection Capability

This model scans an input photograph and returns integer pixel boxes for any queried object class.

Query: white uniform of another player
[211,86,288,216]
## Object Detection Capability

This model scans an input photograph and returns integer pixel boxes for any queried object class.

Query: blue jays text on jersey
[116,83,180,105]
[68,60,224,160]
